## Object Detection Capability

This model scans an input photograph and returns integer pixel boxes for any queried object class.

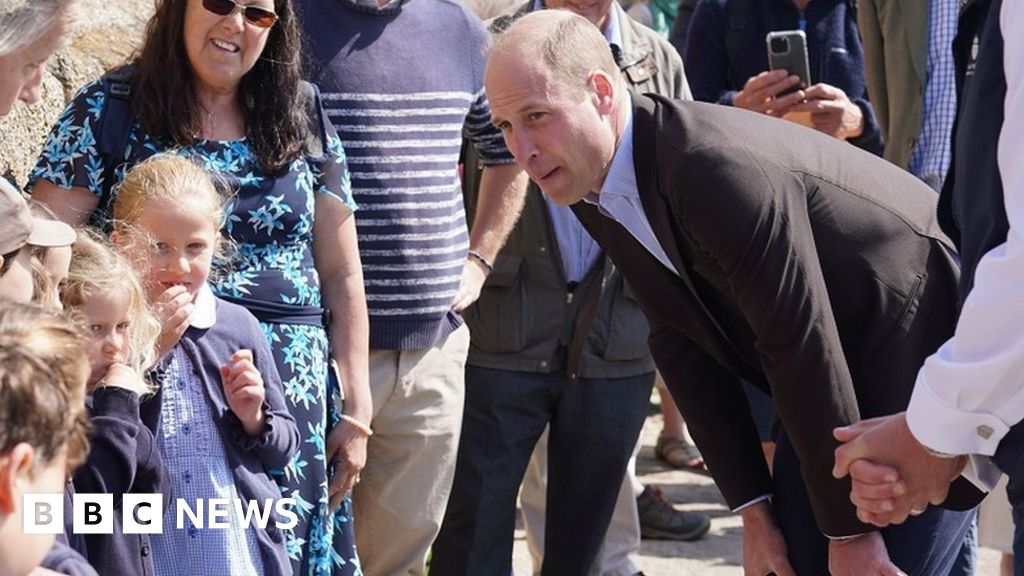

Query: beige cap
[0,179,75,255]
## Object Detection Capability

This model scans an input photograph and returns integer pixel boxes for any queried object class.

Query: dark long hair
[131,0,305,174]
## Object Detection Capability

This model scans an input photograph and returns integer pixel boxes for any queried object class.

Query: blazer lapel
[628,94,759,375]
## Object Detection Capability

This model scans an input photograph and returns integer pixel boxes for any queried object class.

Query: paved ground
[509,401,1002,575]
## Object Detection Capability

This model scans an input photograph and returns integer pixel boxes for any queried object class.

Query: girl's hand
[220,349,266,436]
[154,285,194,357]
[97,362,149,397]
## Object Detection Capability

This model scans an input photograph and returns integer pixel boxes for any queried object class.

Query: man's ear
[0,444,34,515]
[590,71,617,114]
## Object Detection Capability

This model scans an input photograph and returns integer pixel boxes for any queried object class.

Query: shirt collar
[586,102,637,207]
[190,284,217,330]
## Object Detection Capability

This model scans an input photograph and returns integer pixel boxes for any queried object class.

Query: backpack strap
[298,81,325,159]
[92,67,136,230]
[725,0,753,90]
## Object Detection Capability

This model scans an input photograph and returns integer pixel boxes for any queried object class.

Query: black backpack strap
[725,0,753,89]
[92,68,136,230]
[298,81,326,159]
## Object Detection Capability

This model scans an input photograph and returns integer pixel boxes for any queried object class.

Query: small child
[112,154,299,576]
[60,231,167,575]
[0,301,91,576]
[0,179,74,303]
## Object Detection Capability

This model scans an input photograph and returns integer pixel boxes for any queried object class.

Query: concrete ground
[510,403,1002,575]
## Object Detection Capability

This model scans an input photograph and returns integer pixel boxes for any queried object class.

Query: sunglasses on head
[202,0,279,28]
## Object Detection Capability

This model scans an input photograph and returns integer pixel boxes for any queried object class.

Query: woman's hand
[326,418,369,510]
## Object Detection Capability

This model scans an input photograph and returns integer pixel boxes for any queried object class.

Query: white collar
[190,284,217,329]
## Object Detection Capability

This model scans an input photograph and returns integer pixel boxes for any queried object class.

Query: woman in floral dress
[30,1,371,574]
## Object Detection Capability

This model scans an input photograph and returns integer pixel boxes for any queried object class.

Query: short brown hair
[0,301,91,473]
[491,10,624,98]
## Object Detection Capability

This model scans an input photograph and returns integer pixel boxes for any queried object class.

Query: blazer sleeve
[676,152,868,536]
[223,318,300,471]
[647,320,773,508]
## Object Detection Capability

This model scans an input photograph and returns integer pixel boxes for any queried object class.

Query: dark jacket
[938,0,1005,301]
[573,93,979,536]
[143,297,299,576]
[684,0,883,155]
[463,1,689,379]
[73,386,170,576]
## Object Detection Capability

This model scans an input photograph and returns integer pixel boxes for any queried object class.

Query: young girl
[60,231,167,576]
[112,153,299,576]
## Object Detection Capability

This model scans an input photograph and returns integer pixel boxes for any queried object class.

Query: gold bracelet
[340,414,373,437]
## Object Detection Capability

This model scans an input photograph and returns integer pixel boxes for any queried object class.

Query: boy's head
[0,180,75,303]
[0,301,90,576]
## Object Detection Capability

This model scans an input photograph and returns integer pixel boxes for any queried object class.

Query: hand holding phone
[766,30,811,96]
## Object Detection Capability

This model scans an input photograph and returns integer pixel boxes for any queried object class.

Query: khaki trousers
[353,325,470,576]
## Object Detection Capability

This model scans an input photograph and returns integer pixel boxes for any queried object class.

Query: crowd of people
[0,0,1019,576]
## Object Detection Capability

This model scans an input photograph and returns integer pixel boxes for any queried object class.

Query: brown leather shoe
[636,485,711,541]
[655,435,705,469]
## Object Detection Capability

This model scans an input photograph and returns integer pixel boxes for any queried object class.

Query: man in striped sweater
[296,0,528,574]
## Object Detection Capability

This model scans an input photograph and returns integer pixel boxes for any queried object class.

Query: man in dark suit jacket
[485,10,979,576]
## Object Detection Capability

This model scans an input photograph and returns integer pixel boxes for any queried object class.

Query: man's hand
[829,532,906,576]
[787,83,864,140]
[326,420,368,510]
[450,256,489,312]
[220,350,266,437]
[740,502,797,576]
[153,285,193,358]
[733,69,807,116]
[833,413,967,526]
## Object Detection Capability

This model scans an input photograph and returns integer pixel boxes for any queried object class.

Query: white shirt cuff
[731,494,772,513]
[907,371,1012,457]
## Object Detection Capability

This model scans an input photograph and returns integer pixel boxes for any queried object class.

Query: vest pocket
[600,277,652,362]
[464,254,525,353]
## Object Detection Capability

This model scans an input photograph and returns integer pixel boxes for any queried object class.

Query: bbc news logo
[23,494,298,534]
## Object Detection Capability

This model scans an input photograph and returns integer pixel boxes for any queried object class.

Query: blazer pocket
[864,272,925,362]
[464,254,525,353]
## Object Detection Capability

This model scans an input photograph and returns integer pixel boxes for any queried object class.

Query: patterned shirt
[150,286,263,576]
[298,0,516,349]
[908,0,959,191]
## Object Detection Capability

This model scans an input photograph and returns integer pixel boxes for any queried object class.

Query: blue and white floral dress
[31,79,362,576]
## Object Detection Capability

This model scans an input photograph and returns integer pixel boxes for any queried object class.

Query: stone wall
[0,0,152,185]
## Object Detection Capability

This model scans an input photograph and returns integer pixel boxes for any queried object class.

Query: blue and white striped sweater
[299,0,515,349]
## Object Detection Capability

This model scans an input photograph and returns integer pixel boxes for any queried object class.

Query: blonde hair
[60,231,160,393]
[0,300,91,473]
[113,153,227,235]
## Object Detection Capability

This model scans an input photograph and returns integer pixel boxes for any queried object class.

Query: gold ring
[910,507,926,516]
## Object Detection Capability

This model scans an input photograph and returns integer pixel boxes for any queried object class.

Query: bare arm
[451,162,528,311]
[30,180,98,226]
[312,195,372,508]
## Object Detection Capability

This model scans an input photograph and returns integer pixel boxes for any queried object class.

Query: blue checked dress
[30,79,362,576]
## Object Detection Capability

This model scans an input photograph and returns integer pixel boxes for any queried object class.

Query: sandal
[655,435,705,469]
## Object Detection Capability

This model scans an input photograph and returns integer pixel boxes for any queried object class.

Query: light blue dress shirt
[537,0,624,283]
[584,104,679,277]
[908,0,958,192]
